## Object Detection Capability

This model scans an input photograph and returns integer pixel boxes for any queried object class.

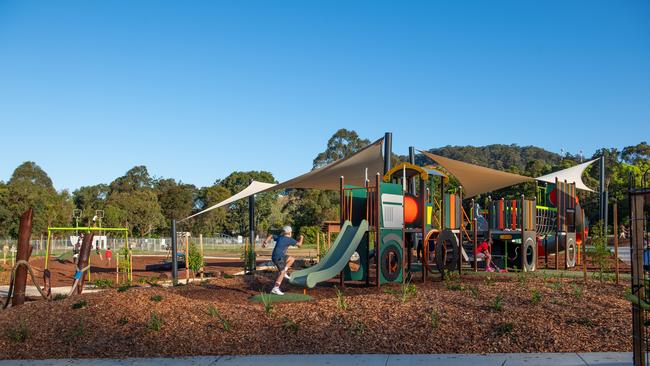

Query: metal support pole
[409,146,416,194]
[249,183,256,272]
[613,202,619,285]
[383,132,392,175]
[171,219,178,285]
[599,155,605,222]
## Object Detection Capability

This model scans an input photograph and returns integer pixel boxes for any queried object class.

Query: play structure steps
[290,220,368,288]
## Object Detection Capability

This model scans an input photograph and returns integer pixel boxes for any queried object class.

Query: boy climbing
[262,226,304,295]
[476,238,493,272]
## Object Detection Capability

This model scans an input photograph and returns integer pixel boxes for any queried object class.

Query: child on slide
[476,239,494,272]
[262,226,304,295]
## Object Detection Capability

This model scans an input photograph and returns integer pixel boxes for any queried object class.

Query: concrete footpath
[0,353,633,366]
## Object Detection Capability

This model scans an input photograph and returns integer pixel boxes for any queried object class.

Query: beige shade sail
[536,159,597,192]
[419,150,533,198]
[181,180,277,221]
[266,137,385,192]
[182,138,385,221]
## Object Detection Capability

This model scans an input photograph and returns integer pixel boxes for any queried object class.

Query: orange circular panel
[404,195,419,224]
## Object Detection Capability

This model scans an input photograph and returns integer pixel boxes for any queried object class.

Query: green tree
[312,129,371,169]
[72,184,109,225]
[191,185,231,236]
[105,190,165,237]
[109,166,153,193]
[155,178,196,232]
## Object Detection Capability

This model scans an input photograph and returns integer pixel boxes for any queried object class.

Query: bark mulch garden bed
[0,271,631,359]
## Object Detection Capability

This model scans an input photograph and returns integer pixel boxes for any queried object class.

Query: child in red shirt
[105,248,113,265]
[476,239,493,272]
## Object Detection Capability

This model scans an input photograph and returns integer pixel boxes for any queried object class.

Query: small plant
[206,304,231,331]
[335,286,348,311]
[399,282,417,303]
[491,294,504,311]
[531,290,542,304]
[567,316,594,327]
[517,268,528,286]
[145,277,161,287]
[588,221,611,282]
[53,293,67,301]
[93,278,114,288]
[147,312,164,331]
[572,284,584,299]
[552,273,565,291]
[71,300,88,309]
[282,316,300,334]
[117,316,129,326]
[150,295,163,302]
[67,319,85,343]
[187,243,204,274]
[484,275,495,286]
[429,309,440,329]
[260,292,274,315]
[223,273,234,279]
[444,270,464,291]
[6,319,29,343]
[467,286,479,299]
[495,322,514,335]
[117,283,132,292]
[348,319,366,336]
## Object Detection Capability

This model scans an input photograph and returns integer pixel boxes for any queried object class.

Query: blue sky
[1,0,649,191]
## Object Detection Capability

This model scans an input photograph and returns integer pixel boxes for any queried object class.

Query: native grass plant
[484,275,495,287]
[260,292,274,315]
[399,281,417,303]
[117,247,130,273]
[282,316,300,334]
[348,319,366,336]
[67,319,85,344]
[531,290,542,304]
[552,272,565,291]
[572,284,584,299]
[53,293,67,301]
[6,319,29,343]
[429,309,440,329]
[117,283,132,292]
[491,294,504,311]
[147,312,164,331]
[495,322,514,335]
[467,285,479,299]
[117,316,129,326]
[335,286,348,311]
[516,267,529,287]
[241,243,256,274]
[150,295,163,302]
[444,270,464,291]
[206,304,232,331]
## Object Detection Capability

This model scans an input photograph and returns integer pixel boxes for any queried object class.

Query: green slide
[289,220,368,288]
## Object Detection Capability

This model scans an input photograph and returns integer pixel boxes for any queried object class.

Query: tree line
[0,129,647,239]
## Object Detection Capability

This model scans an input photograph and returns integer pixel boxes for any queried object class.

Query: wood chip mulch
[0,272,631,359]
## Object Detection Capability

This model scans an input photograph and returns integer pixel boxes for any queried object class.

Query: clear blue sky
[1,0,649,191]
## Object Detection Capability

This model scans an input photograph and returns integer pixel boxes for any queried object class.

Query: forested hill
[413,144,563,175]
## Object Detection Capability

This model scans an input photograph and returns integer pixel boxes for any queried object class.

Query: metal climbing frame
[46,227,132,283]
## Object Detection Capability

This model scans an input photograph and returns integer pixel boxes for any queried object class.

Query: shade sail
[182,180,277,221]
[419,150,533,197]
[267,138,385,191]
[536,159,597,192]
[182,138,385,221]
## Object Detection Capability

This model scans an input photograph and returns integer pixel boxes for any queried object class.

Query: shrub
[53,293,67,301]
[187,243,204,273]
[299,226,322,247]
[6,319,29,343]
[495,322,514,335]
[94,278,114,289]
[467,286,479,299]
[71,300,87,309]
[531,290,542,304]
[491,294,504,311]
[260,292,274,315]
[147,312,164,331]
[588,221,611,282]
[444,270,464,291]
[335,286,348,311]
[206,304,231,331]
[117,284,132,292]
[150,295,163,302]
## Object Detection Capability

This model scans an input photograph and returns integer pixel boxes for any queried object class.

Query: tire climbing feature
[522,234,536,272]
[565,233,577,268]
[435,229,459,274]
[380,233,403,283]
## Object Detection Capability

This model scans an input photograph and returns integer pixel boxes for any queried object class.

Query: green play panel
[248,293,313,303]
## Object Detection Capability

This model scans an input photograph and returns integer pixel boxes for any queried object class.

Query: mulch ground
[0,270,631,359]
